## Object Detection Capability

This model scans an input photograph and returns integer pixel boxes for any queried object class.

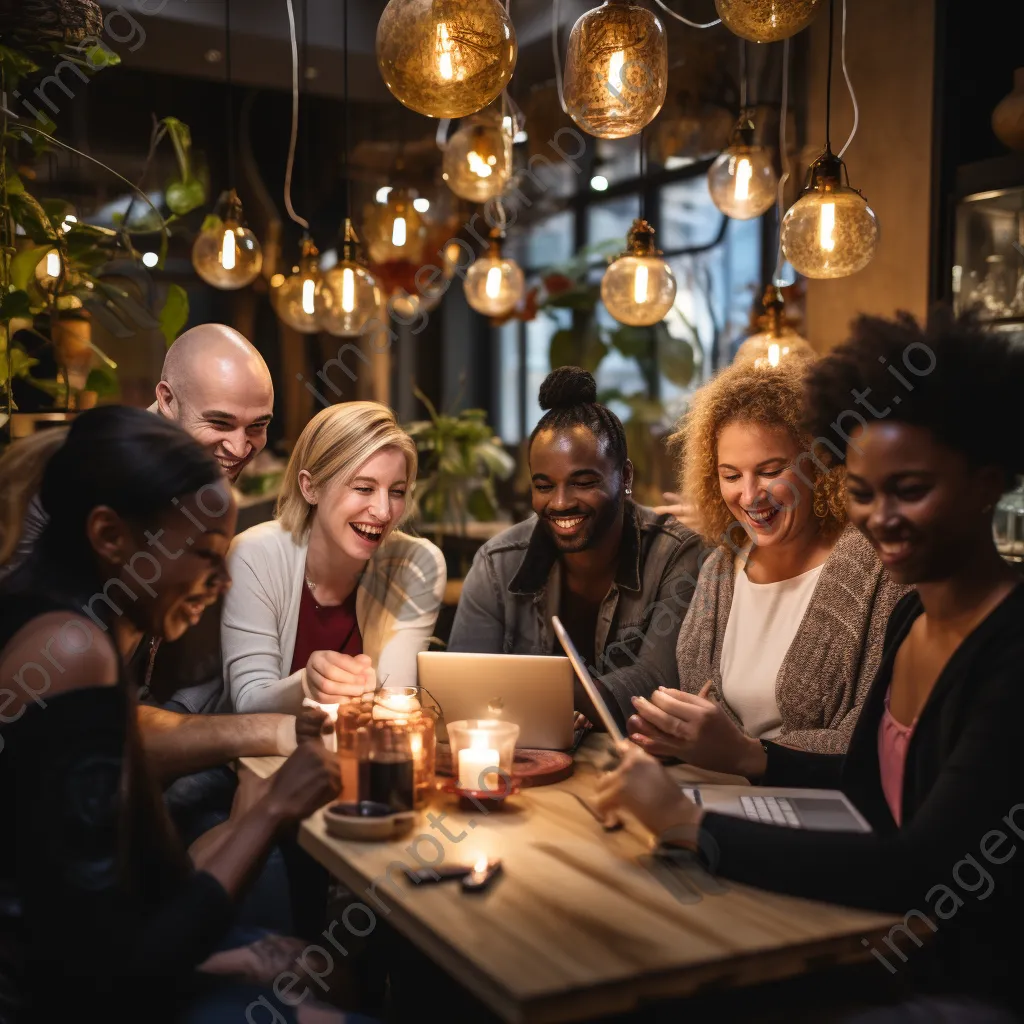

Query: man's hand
[295,704,331,745]
[263,740,341,825]
[651,491,704,535]
[304,650,375,703]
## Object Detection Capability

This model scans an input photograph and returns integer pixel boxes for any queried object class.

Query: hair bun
[538,366,597,411]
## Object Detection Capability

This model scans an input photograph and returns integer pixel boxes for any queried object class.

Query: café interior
[1,0,1023,1022]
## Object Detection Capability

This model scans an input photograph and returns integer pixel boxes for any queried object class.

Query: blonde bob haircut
[669,358,846,548]
[276,402,418,541]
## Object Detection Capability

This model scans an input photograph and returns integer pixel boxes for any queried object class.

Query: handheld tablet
[552,615,626,744]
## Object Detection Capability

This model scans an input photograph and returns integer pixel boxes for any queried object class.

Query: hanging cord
[836,0,859,160]
[650,0,721,28]
[342,0,350,218]
[773,36,791,285]
[825,0,834,151]
[300,0,311,216]
[283,0,309,229]
[738,38,747,108]
[552,0,567,113]
[493,195,508,232]
[224,0,234,185]
[639,127,647,221]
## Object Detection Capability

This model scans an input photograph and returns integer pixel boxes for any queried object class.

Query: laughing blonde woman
[222,402,446,714]
[628,359,905,767]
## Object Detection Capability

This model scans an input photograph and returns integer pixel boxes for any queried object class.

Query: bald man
[150,323,274,482]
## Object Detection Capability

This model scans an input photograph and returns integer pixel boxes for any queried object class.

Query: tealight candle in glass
[447,719,519,795]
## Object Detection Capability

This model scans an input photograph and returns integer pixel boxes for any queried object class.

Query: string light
[601,219,676,326]
[192,189,263,289]
[465,227,524,317]
[707,109,777,220]
[315,219,382,337]
[442,107,513,203]
[734,285,814,367]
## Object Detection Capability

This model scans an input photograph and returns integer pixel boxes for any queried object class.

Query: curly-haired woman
[629,358,905,770]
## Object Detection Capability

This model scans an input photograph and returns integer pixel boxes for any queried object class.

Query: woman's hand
[594,742,702,842]
[263,739,341,825]
[304,650,376,703]
[628,685,765,778]
[651,491,704,534]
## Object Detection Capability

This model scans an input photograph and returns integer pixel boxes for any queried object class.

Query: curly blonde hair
[670,360,846,548]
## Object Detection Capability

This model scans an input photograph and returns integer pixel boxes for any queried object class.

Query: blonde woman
[629,359,905,767]
[222,402,446,714]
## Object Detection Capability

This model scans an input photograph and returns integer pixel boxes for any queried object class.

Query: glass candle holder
[446,719,520,795]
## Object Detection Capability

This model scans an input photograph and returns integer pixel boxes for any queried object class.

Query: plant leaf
[609,324,654,359]
[9,247,47,291]
[0,290,32,322]
[9,192,56,244]
[157,283,189,346]
[658,326,695,387]
[86,365,120,400]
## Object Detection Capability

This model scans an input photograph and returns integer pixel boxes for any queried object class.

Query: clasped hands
[304,649,376,703]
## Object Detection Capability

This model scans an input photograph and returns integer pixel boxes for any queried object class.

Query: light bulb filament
[45,250,61,278]
[341,267,356,313]
[767,342,780,367]
[607,50,626,100]
[436,22,454,81]
[734,157,752,201]
[819,201,836,252]
[392,216,407,248]
[633,263,649,305]
[467,150,493,178]
[221,228,236,271]
[301,277,316,315]
[485,265,502,299]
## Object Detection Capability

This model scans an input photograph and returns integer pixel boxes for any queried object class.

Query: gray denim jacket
[447,503,703,722]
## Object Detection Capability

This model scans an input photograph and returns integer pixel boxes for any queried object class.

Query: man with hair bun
[449,366,702,731]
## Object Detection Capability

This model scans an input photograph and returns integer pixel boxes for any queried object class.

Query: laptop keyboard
[740,795,800,827]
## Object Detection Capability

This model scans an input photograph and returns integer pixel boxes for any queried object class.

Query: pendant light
[715,0,824,43]
[562,0,667,140]
[465,223,524,318]
[734,285,814,367]
[273,0,321,333]
[315,0,382,337]
[191,0,263,289]
[707,42,777,220]
[376,0,517,119]
[365,185,426,266]
[781,0,877,278]
[442,103,513,203]
[601,132,676,326]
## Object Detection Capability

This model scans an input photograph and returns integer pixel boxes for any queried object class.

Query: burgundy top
[289,582,362,674]
[877,684,916,826]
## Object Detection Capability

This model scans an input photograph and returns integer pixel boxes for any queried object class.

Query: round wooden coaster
[434,748,574,787]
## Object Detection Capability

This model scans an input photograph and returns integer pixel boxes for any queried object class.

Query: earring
[813,495,828,519]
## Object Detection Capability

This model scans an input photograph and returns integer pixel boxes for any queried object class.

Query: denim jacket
[447,503,703,721]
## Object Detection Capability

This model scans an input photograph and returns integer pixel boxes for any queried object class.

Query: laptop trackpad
[791,797,858,829]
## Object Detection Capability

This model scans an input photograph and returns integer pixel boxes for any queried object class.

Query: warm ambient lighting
[376,0,517,119]
[273,236,323,334]
[365,187,424,265]
[781,148,879,279]
[733,284,815,368]
[315,219,383,338]
[563,0,667,139]
[34,248,65,292]
[141,251,159,268]
[376,186,393,204]
[601,218,676,327]
[707,110,778,220]
[442,108,513,203]
[465,229,524,317]
[413,197,431,213]
[191,189,263,290]
[715,0,824,43]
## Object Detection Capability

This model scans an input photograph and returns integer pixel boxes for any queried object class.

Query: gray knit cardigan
[675,525,907,754]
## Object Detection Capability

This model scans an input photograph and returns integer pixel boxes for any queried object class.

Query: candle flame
[301,277,316,315]
[633,263,649,305]
[819,201,836,252]
[734,157,752,201]
[221,228,236,270]
[341,266,356,313]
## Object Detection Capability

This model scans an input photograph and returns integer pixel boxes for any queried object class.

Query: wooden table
[242,741,895,1023]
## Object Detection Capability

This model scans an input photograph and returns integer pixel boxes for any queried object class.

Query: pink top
[878,686,916,826]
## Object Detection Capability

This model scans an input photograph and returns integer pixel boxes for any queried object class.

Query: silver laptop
[416,651,575,750]
[680,784,872,833]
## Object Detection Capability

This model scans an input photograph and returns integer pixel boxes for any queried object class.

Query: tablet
[552,615,626,744]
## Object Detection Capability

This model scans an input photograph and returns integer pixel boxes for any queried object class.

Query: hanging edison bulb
[601,219,676,327]
[315,220,383,338]
[781,148,879,279]
[563,0,667,140]
[464,229,524,317]
[714,0,824,43]
[376,0,517,119]
[734,285,815,367]
[364,188,425,266]
[271,236,323,334]
[442,107,513,203]
[192,189,263,290]
[707,110,778,220]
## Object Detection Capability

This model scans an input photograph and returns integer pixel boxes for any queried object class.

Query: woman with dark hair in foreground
[597,311,1024,1019]
[0,408,352,1023]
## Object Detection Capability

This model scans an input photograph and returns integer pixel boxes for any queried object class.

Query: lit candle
[458,732,500,792]
[372,692,421,721]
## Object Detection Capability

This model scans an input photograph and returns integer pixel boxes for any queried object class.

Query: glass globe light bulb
[707,115,778,219]
[442,110,513,202]
[364,188,425,266]
[734,286,814,367]
[781,151,879,280]
[714,0,824,42]
[563,0,668,140]
[192,189,263,290]
[273,237,323,334]
[464,233,525,317]
[601,219,677,326]
[376,0,517,119]
[315,222,383,338]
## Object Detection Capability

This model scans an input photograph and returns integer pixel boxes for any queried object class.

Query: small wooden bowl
[324,801,416,841]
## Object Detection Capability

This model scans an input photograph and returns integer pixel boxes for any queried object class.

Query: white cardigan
[222,520,446,714]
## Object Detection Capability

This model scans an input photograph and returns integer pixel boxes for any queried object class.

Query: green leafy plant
[404,386,516,532]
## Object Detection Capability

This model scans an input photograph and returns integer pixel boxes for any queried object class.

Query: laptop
[416,651,575,750]
[680,785,872,832]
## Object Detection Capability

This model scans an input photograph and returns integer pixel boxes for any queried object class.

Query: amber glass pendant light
[715,0,824,43]
[465,224,524,317]
[734,285,814,366]
[442,103,513,203]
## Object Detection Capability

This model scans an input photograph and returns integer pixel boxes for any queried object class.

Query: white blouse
[719,559,825,739]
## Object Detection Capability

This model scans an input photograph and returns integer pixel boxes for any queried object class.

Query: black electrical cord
[225,0,234,186]
[825,0,834,151]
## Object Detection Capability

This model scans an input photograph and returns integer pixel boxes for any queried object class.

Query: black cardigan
[701,584,1024,1012]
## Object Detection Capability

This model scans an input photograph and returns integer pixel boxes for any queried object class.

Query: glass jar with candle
[446,719,520,796]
